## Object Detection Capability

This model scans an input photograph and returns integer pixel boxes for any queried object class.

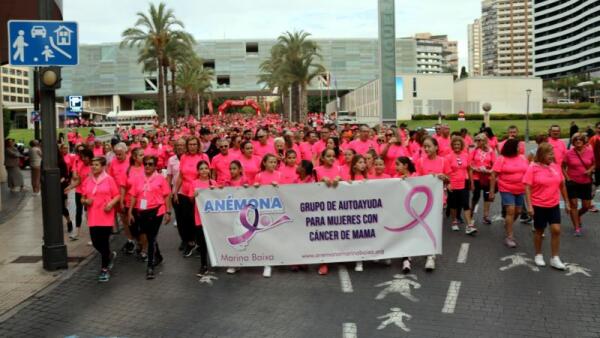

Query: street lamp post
[525,89,532,143]
[482,102,491,127]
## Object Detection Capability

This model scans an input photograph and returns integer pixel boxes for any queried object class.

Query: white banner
[196,176,443,267]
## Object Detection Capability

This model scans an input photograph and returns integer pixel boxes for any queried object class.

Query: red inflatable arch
[217,99,261,116]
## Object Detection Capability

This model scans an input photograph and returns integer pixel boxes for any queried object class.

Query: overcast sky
[63,0,482,69]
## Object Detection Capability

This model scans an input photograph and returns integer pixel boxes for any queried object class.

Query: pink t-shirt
[252,141,273,158]
[348,139,379,155]
[226,176,248,187]
[107,157,130,188]
[384,144,408,175]
[548,138,567,166]
[254,170,283,185]
[238,155,262,184]
[192,178,214,226]
[74,161,91,194]
[522,163,563,208]
[564,147,594,184]
[82,173,120,227]
[311,140,327,159]
[129,173,171,215]
[488,137,498,152]
[315,165,342,181]
[299,142,314,161]
[492,155,529,194]
[498,139,526,155]
[408,141,422,160]
[179,153,210,197]
[166,155,180,189]
[295,175,315,184]
[211,152,238,185]
[445,151,470,190]
[93,146,104,157]
[415,156,451,176]
[434,135,451,157]
[469,148,496,181]
[371,172,391,180]
[278,164,299,184]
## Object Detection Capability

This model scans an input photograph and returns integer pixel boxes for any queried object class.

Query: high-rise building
[414,33,459,74]
[415,41,444,74]
[481,0,533,76]
[0,65,32,106]
[468,19,484,76]
[533,0,600,79]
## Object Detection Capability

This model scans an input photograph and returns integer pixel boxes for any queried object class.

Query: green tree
[121,2,191,122]
[176,56,214,116]
[459,66,469,79]
[258,30,326,122]
[3,109,11,139]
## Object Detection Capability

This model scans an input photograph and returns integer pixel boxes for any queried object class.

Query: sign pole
[39,0,68,271]
[34,67,40,140]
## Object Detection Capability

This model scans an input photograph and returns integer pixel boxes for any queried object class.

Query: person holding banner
[192,160,216,277]
[128,155,171,279]
[253,154,283,278]
[339,149,356,179]
[523,143,569,269]
[295,160,315,184]
[371,156,391,179]
[279,150,300,184]
[394,156,417,273]
[174,137,210,257]
[446,136,477,235]
[80,157,120,282]
[349,154,370,272]
[490,139,529,248]
[414,136,450,271]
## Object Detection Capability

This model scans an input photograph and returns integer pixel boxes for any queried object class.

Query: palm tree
[164,33,195,116]
[258,30,325,122]
[176,57,214,116]
[120,2,190,122]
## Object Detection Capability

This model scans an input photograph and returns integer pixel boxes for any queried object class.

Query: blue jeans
[500,192,524,207]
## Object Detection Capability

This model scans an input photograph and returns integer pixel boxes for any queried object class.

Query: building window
[17,88,22,94]
[2,86,8,92]
[9,78,14,84]
[24,97,29,103]
[16,70,21,76]
[10,87,15,93]
[24,80,29,86]
[1,68,7,74]
[16,79,21,85]
[10,96,16,101]
[246,42,259,54]
[217,75,230,87]
[17,97,23,103]
[203,60,215,69]
[23,71,28,77]
[24,89,29,95]
[144,77,158,91]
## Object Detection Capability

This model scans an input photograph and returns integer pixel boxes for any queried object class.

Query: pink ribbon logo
[228,203,291,248]
[385,185,437,249]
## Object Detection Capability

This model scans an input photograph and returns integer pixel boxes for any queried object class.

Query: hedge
[412,112,600,121]
[543,102,596,110]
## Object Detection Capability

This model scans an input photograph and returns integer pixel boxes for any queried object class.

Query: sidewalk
[0,172,97,317]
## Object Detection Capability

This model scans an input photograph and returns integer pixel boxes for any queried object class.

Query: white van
[557,99,575,104]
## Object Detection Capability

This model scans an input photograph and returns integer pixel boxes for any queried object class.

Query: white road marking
[342,323,357,338]
[377,307,412,332]
[565,263,592,277]
[499,253,539,272]
[374,274,420,302]
[456,243,470,264]
[338,265,354,293]
[441,281,462,314]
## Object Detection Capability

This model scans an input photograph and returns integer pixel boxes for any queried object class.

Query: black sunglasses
[144,162,156,166]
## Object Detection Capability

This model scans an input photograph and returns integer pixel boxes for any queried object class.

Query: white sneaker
[465,226,478,235]
[226,267,237,274]
[262,266,272,278]
[451,224,460,231]
[402,259,411,273]
[534,254,546,267]
[355,261,364,272]
[425,255,436,271]
[550,256,566,270]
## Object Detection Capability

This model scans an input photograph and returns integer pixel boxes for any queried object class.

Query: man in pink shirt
[349,125,379,155]
[547,125,567,166]
[211,138,237,185]
[433,125,451,156]
[498,125,526,155]
[311,128,330,159]
[300,131,318,161]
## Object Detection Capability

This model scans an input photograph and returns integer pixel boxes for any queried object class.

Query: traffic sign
[7,20,78,66]
[67,95,83,113]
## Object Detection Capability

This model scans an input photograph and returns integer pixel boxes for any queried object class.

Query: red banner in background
[217,99,261,116]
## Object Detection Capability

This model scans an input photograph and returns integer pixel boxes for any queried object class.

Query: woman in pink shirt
[279,150,299,184]
[371,156,391,179]
[490,138,529,248]
[563,133,596,236]
[523,143,570,269]
[192,160,216,276]
[173,136,210,258]
[446,136,476,235]
[81,157,120,282]
[238,141,261,184]
[470,134,496,225]
[414,136,450,271]
[364,149,377,177]
[295,160,315,184]
[64,148,94,240]
[381,133,408,176]
[339,149,356,180]
[348,154,369,272]
[253,128,272,158]
[128,155,171,279]
[125,148,146,257]
[226,160,249,188]
[253,154,282,278]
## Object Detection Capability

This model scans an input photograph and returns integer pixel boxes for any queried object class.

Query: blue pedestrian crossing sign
[68,96,83,113]
[7,20,78,66]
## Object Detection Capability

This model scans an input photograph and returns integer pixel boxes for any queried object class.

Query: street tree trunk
[170,66,178,118]
[157,58,166,122]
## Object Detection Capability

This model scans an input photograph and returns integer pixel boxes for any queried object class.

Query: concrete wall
[454,77,543,114]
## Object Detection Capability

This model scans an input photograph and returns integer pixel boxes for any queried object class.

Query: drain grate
[11,256,86,264]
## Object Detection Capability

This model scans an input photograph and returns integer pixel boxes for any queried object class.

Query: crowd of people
[56,113,600,282]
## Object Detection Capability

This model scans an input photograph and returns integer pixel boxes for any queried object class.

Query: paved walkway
[0,169,97,318]
[0,189,599,337]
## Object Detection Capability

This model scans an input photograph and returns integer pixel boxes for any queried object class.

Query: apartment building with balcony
[468,18,484,76]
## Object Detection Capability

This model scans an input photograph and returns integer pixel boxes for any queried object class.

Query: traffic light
[39,66,61,90]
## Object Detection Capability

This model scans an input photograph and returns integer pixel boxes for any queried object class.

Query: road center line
[457,243,470,264]
[338,265,354,293]
[441,281,462,314]
[342,322,357,338]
